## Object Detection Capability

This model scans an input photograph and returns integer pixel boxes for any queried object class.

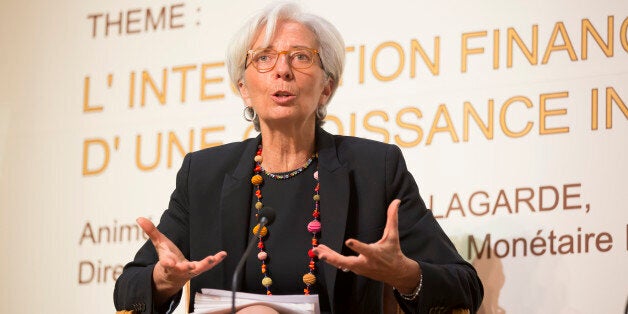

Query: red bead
[255,165,261,172]
[312,211,320,218]
[308,249,315,258]
[257,241,264,249]
[255,190,262,198]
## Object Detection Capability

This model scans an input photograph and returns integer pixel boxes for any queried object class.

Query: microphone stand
[231,216,269,314]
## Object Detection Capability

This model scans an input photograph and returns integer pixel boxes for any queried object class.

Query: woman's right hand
[137,217,227,305]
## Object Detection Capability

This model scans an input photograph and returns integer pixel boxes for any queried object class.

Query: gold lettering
[591,88,599,130]
[83,77,104,112]
[167,130,194,168]
[581,16,614,60]
[461,31,487,72]
[172,64,197,103]
[426,104,459,145]
[493,29,500,69]
[363,111,390,143]
[542,22,578,64]
[606,86,628,129]
[410,38,440,76]
[463,100,494,141]
[141,69,167,105]
[135,133,162,171]
[395,107,423,147]
[500,96,533,138]
[200,126,225,149]
[507,25,539,67]
[200,62,225,101]
[371,41,405,81]
[540,91,569,135]
[621,17,628,52]
[82,138,110,176]
[324,114,344,135]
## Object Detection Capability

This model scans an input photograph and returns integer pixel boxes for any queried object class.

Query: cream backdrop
[1,0,627,313]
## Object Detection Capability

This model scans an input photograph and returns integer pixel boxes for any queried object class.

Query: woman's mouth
[271,91,296,104]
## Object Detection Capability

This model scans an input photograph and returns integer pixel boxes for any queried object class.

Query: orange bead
[302,273,316,285]
[252,224,268,237]
[251,174,263,185]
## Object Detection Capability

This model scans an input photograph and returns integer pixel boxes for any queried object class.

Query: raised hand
[136,217,227,304]
[312,199,421,293]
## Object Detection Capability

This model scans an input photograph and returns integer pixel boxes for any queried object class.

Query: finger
[137,217,164,245]
[345,239,376,258]
[381,199,401,241]
[313,244,359,270]
[192,251,228,274]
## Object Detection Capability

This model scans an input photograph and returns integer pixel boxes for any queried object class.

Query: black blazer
[114,128,483,313]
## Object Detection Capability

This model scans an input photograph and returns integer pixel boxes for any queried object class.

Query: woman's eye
[294,53,310,61]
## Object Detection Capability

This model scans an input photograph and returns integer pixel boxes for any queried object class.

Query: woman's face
[239,21,332,131]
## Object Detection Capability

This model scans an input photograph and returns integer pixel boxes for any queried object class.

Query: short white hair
[226,2,345,131]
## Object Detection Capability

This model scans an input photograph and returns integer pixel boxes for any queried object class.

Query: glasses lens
[289,49,314,69]
[251,49,278,71]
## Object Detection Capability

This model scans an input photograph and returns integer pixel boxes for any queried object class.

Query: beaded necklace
[250,145,321,295]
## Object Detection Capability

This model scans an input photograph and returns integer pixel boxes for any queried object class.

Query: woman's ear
[318,77,333,105]
[238,80,248,98]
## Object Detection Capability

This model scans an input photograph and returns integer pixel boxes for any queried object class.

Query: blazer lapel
[219,135,260,288]
[316,127,350,308]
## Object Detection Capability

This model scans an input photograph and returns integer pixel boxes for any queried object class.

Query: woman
[114,3,483,313]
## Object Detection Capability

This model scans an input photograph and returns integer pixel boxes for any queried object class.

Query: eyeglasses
[245,47,323,72]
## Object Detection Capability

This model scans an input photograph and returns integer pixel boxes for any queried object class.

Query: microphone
[231,207,276,313]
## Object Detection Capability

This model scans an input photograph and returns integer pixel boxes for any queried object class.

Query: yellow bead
[262,277,273,287]
[302,273,316,285]
[313,195,320,201]
[251,174,263,185]
[254,155,263,163]
[255,201,263,210]
[252,224,268,237]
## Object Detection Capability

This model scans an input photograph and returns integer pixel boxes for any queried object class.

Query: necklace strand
[250,144,321,295]
[260,154,316,180]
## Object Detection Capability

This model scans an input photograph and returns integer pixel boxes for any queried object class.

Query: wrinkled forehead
[251,20,320,50]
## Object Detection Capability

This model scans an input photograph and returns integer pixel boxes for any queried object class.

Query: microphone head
[258,206,276,226]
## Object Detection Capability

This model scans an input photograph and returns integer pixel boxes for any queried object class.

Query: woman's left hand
[312,199,421,293]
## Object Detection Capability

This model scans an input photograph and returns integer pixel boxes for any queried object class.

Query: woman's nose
[273,53,294,80]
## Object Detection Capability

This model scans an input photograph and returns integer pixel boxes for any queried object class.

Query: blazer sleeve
[384,145,484,313]
[113,154,193,314]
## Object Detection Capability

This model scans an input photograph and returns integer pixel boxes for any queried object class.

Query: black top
[243,158,330,311]
[113,127,483,314]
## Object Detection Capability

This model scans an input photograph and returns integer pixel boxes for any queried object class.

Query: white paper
[191,288,320,314]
